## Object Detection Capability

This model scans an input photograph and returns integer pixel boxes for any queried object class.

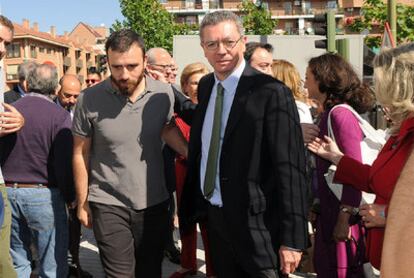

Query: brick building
[4,19,107,90]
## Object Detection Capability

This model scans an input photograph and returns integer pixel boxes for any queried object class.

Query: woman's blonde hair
[373,43,414,133]
[271,59,307,102]
[180,62,209,95]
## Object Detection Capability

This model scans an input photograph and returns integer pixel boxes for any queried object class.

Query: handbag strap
[327,104,386,145]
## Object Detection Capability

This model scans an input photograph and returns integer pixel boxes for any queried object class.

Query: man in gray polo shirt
[72,29,187,277]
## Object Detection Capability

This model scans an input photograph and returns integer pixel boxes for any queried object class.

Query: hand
[77,202,92,228]
[147,68,168,83]
[333,211,351,242]
[279,245,302,274]
[359,203,386,228]
[301,123,320,144]
[0,103,25,137]
[307,136,344,165]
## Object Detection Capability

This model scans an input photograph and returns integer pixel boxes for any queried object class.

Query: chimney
[22,19,30,29]
[32,22,39,32]
[50,26,56,37]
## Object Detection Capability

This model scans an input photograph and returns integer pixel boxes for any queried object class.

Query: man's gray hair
[199,10,244,39]
[27,64,58,95]
[18,60,38,81]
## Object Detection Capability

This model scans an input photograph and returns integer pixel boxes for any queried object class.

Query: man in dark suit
[4,61,37,104]
[180,11,309,278]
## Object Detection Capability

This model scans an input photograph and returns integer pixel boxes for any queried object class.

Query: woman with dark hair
[304,53,375,278]
[308,43,414,273]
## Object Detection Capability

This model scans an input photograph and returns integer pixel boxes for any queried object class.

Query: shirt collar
[25,92,54,103]
[214,59,246,95]
[17,84,26,97]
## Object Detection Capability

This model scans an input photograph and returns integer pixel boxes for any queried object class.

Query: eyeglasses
[202,36,243,51]
[86,79,99,84]
[149,64,177,71]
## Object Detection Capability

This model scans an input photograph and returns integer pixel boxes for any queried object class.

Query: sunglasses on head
[86,79,98,84]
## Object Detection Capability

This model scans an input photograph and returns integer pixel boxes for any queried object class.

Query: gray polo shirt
[72,77,174,210]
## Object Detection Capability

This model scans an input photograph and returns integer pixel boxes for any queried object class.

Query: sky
[0,0,125,34]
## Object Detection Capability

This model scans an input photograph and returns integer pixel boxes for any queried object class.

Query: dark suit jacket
[4,86,22,104]
[179,64,309,272]
[172,84,197,125]
[163,84,197,194]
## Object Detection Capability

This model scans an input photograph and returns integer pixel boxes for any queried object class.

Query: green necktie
[204,83,224,199]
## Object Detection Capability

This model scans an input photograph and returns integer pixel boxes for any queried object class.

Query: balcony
[76,59,83,69]
[164,0,237,14]
[64,56,71,67]
[271,6,344,19]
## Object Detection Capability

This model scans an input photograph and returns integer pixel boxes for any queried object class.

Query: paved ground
[78,227,316,278]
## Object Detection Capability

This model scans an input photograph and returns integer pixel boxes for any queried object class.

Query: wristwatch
[340,206,359,216]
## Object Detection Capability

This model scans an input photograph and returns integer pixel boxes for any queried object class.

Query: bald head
[146,48,175,82]
[58,74,81,109]
[146,48,172,64]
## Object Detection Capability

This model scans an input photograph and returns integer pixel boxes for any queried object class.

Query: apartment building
[4,19,106,90]
[162,0,413,35]
[162,0,343,34]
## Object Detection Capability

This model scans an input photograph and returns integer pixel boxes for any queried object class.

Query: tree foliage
[112,0,196,52]
[239,0,277,35]
[348,0,414,48]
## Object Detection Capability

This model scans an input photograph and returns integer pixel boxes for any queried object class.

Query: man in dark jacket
[4,60,37,103]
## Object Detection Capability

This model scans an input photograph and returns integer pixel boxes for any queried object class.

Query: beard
[111,70,145,96]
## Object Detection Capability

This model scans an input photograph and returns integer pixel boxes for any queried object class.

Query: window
[39,47,45,53]
[326,1,337,9]
[185,16,197,25]
[75,50,81,59]
[209,0,222,9]
[6,64,18,81]
[185,0,195,9]
[30,45,37,58]
[285,22,294,34]
[6,43,20,58]
[47,48,52,54]
[302,1,311,14]
[159,0,167,3]
[284,2,292,14]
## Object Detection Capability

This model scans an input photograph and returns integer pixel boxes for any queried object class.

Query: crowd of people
[0,9,414,278]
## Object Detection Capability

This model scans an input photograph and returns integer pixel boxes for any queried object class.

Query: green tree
[112,0,195,52]
[239,0,277,35]
[348,0,414,48]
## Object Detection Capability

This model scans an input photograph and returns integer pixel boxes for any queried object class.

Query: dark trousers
[165,192,179,252]
[207,204,279,278]
[90,201,169,278]
[68,208,81,267]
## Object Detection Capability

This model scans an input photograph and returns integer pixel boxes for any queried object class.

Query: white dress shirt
[200,59,246,206]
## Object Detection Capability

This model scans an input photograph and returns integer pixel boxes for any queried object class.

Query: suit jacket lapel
[223,65,255,146]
